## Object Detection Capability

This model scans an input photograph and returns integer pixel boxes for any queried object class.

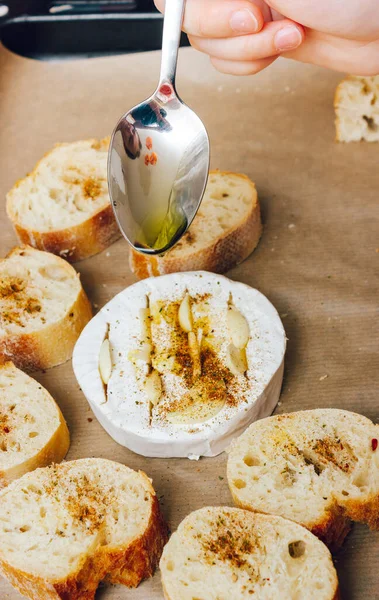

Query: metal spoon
[108,0,210,256]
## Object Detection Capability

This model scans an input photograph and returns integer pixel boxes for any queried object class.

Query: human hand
[154,0,379,76]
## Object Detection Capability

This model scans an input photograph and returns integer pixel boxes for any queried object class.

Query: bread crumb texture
[6,138,121,261]
[0,458,168,599]
[160,507,339,600]
[228,409,379,549]
[0,246,81,334]
[0,246,92,370]
[0,362,69,486]
[8,139,109,230]
[335,75,379,142]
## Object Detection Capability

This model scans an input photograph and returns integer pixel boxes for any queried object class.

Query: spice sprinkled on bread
[0,361,69,488]
[160,506,339,600]
[228,409,379,549]
[0,458,168,600]
[0,246,92,370]
[6,138,121,262]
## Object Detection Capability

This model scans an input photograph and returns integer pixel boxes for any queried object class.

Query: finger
[154,0,265,38]
[211,56,278,76]
[270,8,284,21]
[189,20,304,62]
[266,0,379,41]
[285,30,379,76]
[244,0,273,23]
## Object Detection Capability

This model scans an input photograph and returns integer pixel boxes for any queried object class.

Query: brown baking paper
[0,43,378,599]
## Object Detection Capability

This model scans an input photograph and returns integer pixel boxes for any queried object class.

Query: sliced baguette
[335,75,379,142]
[228,409,379,550]
[129,170,262,279]
[6,138,121,262]
[0,246,92,371]
[0,458,168,600]
[160,506,339,600]
[0,361,69,487]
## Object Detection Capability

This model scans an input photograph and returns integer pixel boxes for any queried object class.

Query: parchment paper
[0,43,378,600]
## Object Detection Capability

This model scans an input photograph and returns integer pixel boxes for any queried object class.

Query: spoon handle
[158,0,186,87]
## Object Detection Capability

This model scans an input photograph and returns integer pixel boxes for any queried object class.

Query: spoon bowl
[108,1,210,255]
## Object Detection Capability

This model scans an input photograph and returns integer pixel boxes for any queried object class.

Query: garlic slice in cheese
[128,343,152,365]
[145,370,162,406]
[152,353,176,375]
[227,306,250,349]
[99,338,112,385]
[225,343,248,376]
[73,271,286,459]
[178,293,193,332]
[140,307,151,341]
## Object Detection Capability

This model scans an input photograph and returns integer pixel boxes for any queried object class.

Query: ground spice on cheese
[147,294,243,419]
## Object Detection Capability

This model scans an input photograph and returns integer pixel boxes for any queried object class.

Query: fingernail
[274,26,302,51]
[230,9,259,34]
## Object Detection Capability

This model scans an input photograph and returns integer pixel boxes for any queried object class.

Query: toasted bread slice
[0,361,69,488]
[0,246,92,370]
[160,506,339,600]
[6,138,121,262]
[228,409,379,550]
[335,75,379,142]
[129,171,262,279]
[0,458,168,600]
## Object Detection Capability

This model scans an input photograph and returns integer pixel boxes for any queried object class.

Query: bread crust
[11,204,121,263]
[334,78,345,143]
[334,77,353,143]
[0,473,168,600]
[129,170,262,279]
[0,246,93,371]
[232,492,354,552]
[6,138,121,263]
[310,505,352,552]
[104,493,169,586]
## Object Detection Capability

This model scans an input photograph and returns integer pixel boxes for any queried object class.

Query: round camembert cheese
[73,272,286,458]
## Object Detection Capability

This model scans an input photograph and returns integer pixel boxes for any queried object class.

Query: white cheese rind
[72,272,286,458]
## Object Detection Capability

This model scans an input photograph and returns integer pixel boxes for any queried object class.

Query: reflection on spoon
[118,120,141,160]
[135,128,208,253]
[131,102,172,132]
